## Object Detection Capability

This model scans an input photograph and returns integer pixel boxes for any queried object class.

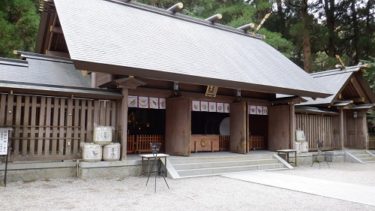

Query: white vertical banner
[149,97,159,109]
[224,103,230,113]
[217,103,224,113]
[128,96,138,108]
[192,100,200,111]
[159,98,166,109]
[138,96,149,108]
[0,128,9,155]
[200,101,209,112]
[208,102,217,112]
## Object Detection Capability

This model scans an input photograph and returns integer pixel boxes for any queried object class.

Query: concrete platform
[223,171,375,206]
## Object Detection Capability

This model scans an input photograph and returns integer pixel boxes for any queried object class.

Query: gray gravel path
[0,162,374,210]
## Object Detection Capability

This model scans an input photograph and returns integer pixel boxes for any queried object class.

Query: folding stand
[145,143,169,192]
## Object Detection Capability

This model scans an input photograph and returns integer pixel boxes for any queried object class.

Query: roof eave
[74,60,330,98]
[0,81,121,100]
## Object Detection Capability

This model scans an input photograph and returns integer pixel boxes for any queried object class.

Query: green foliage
[259,29,294,58]
[0,0,40,58]
[362,58,375,93]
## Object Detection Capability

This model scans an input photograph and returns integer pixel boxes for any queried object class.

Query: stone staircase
[165,152,288,179]
[347,150,375,163]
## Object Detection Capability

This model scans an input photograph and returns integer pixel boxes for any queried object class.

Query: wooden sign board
[0,128,9,155]
[205,85,218,98]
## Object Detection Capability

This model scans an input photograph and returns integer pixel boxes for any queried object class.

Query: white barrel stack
[93,126,113,145]
[82,126,121,162]
[82,143,102,161]
[103,143,121,161]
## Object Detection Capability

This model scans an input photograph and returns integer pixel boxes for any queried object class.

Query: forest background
[0,0,374,127]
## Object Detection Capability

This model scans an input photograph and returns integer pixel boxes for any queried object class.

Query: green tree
[0,0,40,58]
[140,0,295,58]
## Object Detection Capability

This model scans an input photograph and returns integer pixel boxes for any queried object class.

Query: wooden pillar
[339,108,345,149]
[230,101,247,154]
[115,77,146,160]
[120,88,128,160]
[165,97,191,156]
[268,105,291,150]
[362,111,369,150]
[289,104,296,149]
[91,72,96,88]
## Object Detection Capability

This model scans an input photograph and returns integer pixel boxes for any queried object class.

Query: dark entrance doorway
[249,115,268,150]
[191,112,230,152]
[128,108,165,153]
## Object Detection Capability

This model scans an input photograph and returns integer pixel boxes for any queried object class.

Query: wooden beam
[350,78,367,102]
[45,50,69,58]
[116,76,146,89]
[49,26,63,34]
[46,15,57,52]
[352,97,366,103]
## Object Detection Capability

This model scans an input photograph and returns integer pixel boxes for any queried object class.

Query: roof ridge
[16,51,73,64]
[311,65,362,78]
[0,57,28,67]
[105,0,265,40]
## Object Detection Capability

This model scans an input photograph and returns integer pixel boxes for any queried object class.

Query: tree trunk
[276,0,286,37]
[324,0,336,57]
[351,0,359,64]
[301,0,312,72]
[364,0,374,57]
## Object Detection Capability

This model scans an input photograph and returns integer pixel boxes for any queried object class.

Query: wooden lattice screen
[295,114,340,150]
[0,93,119,161]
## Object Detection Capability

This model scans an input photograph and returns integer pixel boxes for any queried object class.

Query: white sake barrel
[93,126,113,145]
[82,143,102,162]
[103,143,121,161]
[300,141,309,153]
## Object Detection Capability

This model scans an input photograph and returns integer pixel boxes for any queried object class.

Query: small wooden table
[277,149,297,167]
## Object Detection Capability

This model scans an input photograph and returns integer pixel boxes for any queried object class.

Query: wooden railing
[127,134,164,154]
[369,135,375,149]
[219,135,230,151]
[0,93,119,161]
[296,114,336,150]
[247,136,265,151]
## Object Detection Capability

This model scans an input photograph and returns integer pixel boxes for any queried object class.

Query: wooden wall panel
[345,110,367,149]
[0,93,119,161]
[268,105,290,150]
[296,113,338,150]
[95,72,113,87]
[230,101,247,154]
[165,97,191,156]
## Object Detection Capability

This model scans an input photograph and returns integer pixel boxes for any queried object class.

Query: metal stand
[3,148,9,187]
[145,143,169,192]
[145,156,169,192]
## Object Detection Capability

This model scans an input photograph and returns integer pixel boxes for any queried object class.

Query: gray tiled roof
[54,0,330,98]
[0,52,121,99]
[0,52,90,88]
[298,66,361,106]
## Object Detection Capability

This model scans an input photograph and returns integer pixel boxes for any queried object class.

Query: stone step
[169,155,273,164]
[355,154,374,158]
[173,159,278,170]
[177,163,286,177]
[349,151,368,155]
[361,157,375,162]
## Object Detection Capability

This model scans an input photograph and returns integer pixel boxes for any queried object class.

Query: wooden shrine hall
[7,0,334,162]
[295,65,375,150]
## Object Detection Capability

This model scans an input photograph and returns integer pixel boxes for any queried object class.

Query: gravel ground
[1,163,375,211]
